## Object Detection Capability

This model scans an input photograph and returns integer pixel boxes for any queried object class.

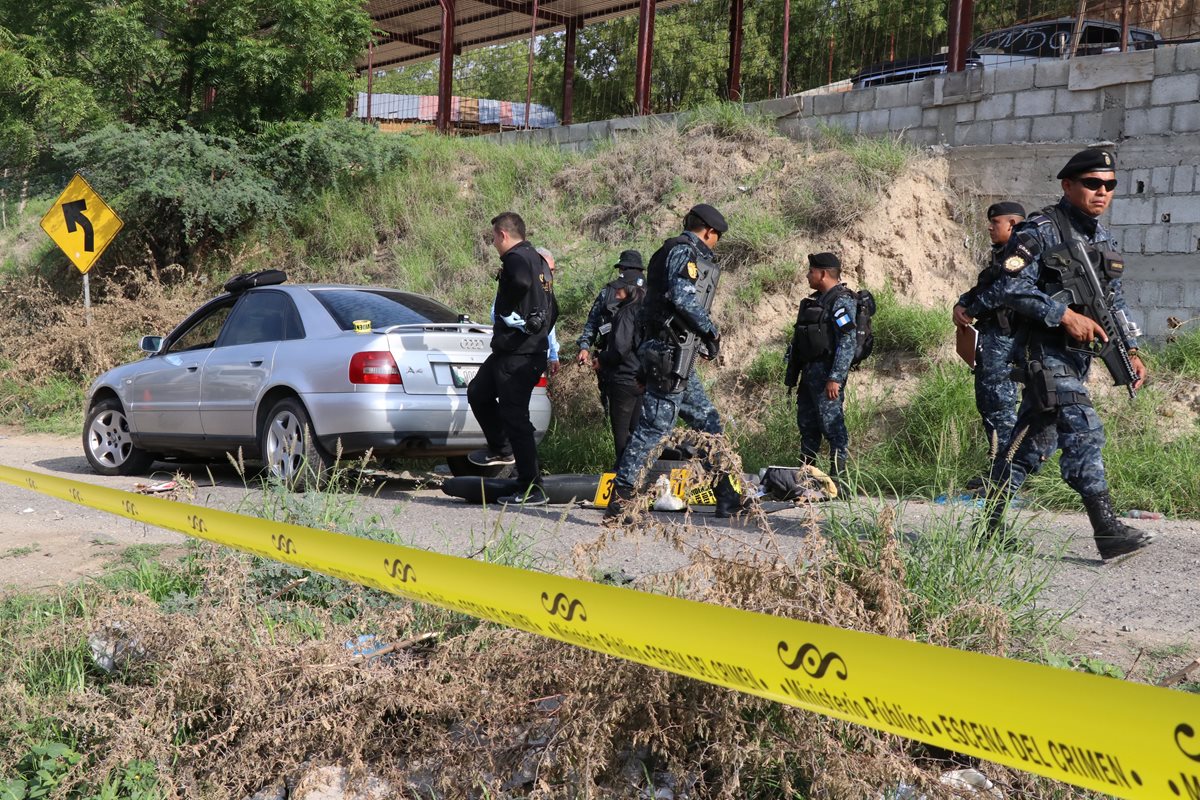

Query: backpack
[847,288,876,368]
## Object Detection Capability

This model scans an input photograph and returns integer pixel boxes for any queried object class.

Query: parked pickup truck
[852,17,1163,89]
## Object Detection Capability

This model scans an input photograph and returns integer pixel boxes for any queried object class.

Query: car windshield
[312,289,460,330]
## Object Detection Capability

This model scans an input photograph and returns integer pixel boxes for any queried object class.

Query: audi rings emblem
[461,338,486,350]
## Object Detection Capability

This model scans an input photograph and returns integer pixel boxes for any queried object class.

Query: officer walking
[784,253,857,488]
[603,204,743,521]
[953,202,1027,472]
[593,271,645,467]
[467,212,559,507]
[984,148,1154,561]
[576,250,645,372]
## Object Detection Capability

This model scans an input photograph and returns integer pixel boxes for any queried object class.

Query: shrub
[1150,327,1200,378]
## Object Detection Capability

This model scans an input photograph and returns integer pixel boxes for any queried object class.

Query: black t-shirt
[491,240,558,355]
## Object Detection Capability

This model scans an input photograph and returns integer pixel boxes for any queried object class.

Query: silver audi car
[82,272,551,484]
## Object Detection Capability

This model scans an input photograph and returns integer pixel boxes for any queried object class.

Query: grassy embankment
[2,106,1199,797]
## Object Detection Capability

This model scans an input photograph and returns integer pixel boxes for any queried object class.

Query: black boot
[1082,491,1156,561]
[602,484,634,525]
[830,451,850,497]
[978,489,1024,552]
[713,474,747,519]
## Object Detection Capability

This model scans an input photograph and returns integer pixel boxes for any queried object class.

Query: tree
[0,0,372,137]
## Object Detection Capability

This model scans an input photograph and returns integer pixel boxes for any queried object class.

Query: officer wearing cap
[576,249,644,429]
[594,271,646,467]
[981,148,1154,561]
[604,204,745,521]
[784,252,856,487]
[953,201,1027,476]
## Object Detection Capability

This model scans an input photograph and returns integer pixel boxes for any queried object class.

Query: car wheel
[446,455,511,479]
[261,397,332,490]
[83,398,155,476]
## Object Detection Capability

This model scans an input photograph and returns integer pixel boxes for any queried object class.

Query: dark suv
[852,18,1162,89]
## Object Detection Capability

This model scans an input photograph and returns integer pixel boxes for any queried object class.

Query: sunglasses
[1076,177,1118,192]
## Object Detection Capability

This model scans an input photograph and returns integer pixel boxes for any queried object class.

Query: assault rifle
[1042,240,1142,399]
[658,253,722,394]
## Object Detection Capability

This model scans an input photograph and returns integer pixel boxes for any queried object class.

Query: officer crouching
[784,252,856,488]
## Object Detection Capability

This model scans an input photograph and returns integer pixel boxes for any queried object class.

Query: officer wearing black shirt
[594,272,645,467]
[467,212,559,507]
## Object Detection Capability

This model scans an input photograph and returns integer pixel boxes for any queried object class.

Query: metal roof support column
[437,0,456,133]
[634,0,656,115]
[563,17,578,125]
[1120,0,1130,51]
[524,0,539,129]
[946,0,973,72]
[366,40,374,123]
[781,0,790,96]
[727,0,744,101]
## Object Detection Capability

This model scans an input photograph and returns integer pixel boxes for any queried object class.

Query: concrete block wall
[489,42,1200,339]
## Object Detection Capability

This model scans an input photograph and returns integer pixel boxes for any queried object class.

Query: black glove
[704,330,721,360]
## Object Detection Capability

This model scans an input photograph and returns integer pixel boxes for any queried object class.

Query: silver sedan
[82,277,551,485]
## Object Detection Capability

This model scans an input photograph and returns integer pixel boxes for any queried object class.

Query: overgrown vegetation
[0,450,1078,798]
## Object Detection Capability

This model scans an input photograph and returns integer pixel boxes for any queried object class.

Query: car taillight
[535,375,548,388]
[349,351,402,385]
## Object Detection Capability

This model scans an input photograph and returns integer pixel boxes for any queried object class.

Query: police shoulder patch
[686,261,698,280]
[1003,255,1028,273]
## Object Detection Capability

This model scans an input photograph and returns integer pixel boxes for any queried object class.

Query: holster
[640,341,677,394]
[1009,360,1091,412]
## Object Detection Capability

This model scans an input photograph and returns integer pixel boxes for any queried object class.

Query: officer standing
[467,212,559,507]
[576,250,645,372]
[953,202,1027,470]
[984,148,1154,561]
[593,271,645,468]
[603,204,743,521]
[784,253,856,487]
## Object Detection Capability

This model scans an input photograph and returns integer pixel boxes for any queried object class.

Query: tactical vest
[642,234,696,329]
[1035,205,1122,307]
[791,285,853,364]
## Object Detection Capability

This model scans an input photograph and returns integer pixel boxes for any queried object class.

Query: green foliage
[870,285,953,356]
[680,102,778,140]
[0,370,83,434]
[1044,652,1125,679]
[1,742,160,800]
[1149,327,1200,378]
[257,119,412,199]
[744,349,787,387]
[1,0,371,139]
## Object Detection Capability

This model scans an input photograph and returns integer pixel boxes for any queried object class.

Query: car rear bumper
[305,391,551,457]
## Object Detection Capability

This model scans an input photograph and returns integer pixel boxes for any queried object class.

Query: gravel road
[2,426,1197,675]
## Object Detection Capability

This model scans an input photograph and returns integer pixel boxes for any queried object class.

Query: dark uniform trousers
[974,323,1020,458]
[989,350,1108,497]
[614,364,721,492]
[605,380,643,468]
[795,361,848,468]
[467,350,548,487]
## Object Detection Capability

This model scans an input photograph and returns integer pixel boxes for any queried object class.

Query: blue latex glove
[499,311,526,330]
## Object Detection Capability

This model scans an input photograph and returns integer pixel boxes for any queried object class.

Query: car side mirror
[139,335,163,354]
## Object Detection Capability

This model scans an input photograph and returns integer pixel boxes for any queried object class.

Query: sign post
[39,173,124,327]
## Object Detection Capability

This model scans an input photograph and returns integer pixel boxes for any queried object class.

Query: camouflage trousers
[989,359,1108,497]
[795,363,848,469]
[974,327,1020,459]
[614,370,722,492]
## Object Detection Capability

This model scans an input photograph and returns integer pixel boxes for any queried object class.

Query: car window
[167,301,236,353]
[219,291,305,347]
[1079,23,1121,55]
[312,289,459,330]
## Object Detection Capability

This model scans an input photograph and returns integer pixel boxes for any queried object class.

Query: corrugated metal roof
[362,0,690,70]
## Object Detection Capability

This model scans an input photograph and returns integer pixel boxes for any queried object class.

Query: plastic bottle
[1125,509,1163,520]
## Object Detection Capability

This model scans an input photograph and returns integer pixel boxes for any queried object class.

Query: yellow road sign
[39,173,124,275]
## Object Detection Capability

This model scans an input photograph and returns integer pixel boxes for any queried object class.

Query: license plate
[451,365,479,388]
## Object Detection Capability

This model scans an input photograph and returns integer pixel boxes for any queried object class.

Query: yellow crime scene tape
[3,462,1200,799]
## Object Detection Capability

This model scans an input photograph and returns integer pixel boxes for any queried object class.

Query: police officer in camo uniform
[953,202,1027,468]
[784,252,856,486]
[604,204,744,521]
[984,148,1154,561]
